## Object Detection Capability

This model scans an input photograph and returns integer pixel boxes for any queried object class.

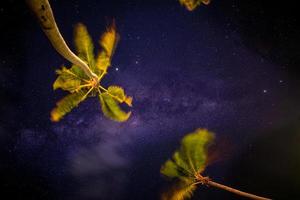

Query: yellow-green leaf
[161,129,215,200]
[74,23,95,72]
[161,160,182,178]
[70,64,88,80]
[99,92,131,122]
[51,90,88,122]
[95,21,119,74]
[161,178,196,200]
[53,66,82,92]
[179,0,210,11]
[107,86,133,107]
[161,129,215,179]
[180,129,215,174]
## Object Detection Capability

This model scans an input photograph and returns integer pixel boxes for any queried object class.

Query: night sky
[1,0,300,199]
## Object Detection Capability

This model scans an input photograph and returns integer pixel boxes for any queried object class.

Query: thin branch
[26,0,98,80]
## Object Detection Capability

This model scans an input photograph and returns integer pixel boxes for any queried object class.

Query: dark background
[0,0,299,199]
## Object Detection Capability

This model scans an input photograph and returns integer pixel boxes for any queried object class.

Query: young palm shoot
[160,129,272,200]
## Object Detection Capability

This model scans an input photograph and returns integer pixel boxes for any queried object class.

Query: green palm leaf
[95,21,119,75]
[74,23,96,72]
[180,129,214,174]
[107,86,133,106]
[99,92,131,122]
[70,64,89,80]
[51,89,90,122]
[161,178,196,200]
[53,66,83,92]
[161,129,214,179]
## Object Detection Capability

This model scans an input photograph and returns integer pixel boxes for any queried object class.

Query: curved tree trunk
[26,0,98,80]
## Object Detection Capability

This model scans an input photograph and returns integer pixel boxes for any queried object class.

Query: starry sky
[0,0,300,199]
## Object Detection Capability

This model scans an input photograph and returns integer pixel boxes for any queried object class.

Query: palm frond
[99,92,131,122]
[74,23,96,71]
[161,178,196,200]
[179,0,210,11]
[108,86,133,107]
[180,129,215,174]
[51,90,89,122]
[53,66,83,92]
[95,21,119,75]
[161,129,215,200]
[161,129,215,179]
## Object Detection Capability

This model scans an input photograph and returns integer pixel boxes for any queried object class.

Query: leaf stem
[194,177,271,200]
[99,85,108,92]
[98,71,107,82]
[81,87,94,100]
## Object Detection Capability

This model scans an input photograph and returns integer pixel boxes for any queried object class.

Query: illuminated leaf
[53,66,82,92]
[74,23,96,72]
[179,0,210,11]
[108,86,133,107]
[124,96,133,107]
[161,160,182,178]
[51,90,89,122]
[99,93,131,122]
[70,64,89,80]
[161,178,196,200]
[180,129,214,174]
[95,21,119,74]
[161,129,214,180]
[108,86,125,101]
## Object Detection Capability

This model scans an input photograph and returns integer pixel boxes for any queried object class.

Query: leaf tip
[125,96,133,107]
[50,109,60,122]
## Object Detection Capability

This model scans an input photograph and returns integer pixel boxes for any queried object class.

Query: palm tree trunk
[207,180,271,200]
[26,0,98,80]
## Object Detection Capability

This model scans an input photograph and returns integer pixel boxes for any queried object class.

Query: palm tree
[26,0,132,122]
[51,22,132,122]
[160,129,272,200]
